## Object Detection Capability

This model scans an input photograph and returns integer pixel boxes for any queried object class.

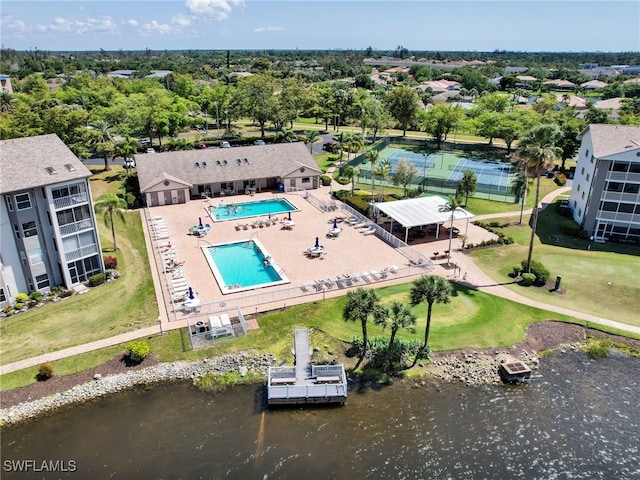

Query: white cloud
[172,14,192,27]
[254,26,284,33]
[185,0,244,21]
[42,16,117,35]
[0,14,28,36]
[138,20,175,37]
[126,19,139,27]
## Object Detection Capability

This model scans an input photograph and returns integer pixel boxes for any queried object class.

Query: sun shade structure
[372,196,475,243]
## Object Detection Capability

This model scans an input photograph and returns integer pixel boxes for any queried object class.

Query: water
[2,351,639,479]
[211,198,297,222]
[203,240,288,293]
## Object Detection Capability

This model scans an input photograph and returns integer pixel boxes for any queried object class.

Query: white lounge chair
[361,272,372,282]
[369,270,381,280]
[389,265,399,274]
[351,273,361,283]
[361,225,376,235]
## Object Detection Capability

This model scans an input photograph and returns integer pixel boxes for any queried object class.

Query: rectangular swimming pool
[210,198,298,222]
[202,239,290,295]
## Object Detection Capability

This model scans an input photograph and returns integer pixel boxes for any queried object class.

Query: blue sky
[2,1,639,52]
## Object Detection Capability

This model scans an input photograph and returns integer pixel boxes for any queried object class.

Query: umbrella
[315,237,319,248]
[188,287,195,300]
[288,211,292,221]
[198,217,203,227]
[333,218,338,229]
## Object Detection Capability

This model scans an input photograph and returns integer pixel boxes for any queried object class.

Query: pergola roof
[372,196,474,228]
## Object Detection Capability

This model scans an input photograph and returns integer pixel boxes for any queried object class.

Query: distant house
[581,80,608,90]
[0,135,104,306]
[556,94,587,110]
[569,124,640,244]
[417,80,461,94]
[0,74,13,94]
[107,69,136,79]
[594,97,624,120]
[543,79,576,90]
[135,142,322,206]
[145,70,173,79]
[624,77,640,85]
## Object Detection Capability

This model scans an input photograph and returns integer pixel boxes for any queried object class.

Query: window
[35,274,50,290]
[5,195,13,212]
[619,203,634,214]
[630,164,640,174]
[577,184,581,192]
[601,202,617,212]
[623,184,639,194]
[586,173,590,182]
[612,162,629,173]
[0,288,5,303]
[20,251,27,266]
[15,192,31,210]
[13,224,20,239]
[22,221,37,238]
[578,208,582,217]
[29,248,45,265]
[580,167,585,176]
[585,149,589,158]
[301,177,311,184]
[607,182,623,192]
[581,191,585,199]
[590,155,594,164]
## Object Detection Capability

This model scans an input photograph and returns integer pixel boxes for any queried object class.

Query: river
[2,350,639,479]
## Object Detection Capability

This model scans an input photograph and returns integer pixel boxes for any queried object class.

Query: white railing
[64,244,98,262]
[53,193,89,210]
[58,219,93,236]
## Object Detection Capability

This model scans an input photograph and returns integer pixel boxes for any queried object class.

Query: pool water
[203,240,289,294]
[211,198,298,222]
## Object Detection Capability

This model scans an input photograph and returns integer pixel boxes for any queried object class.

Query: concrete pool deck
[143,186,498,331]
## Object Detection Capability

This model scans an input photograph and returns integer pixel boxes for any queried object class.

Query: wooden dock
[266,328,347,406]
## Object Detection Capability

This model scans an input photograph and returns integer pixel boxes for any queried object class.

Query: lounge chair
[369,270,381,280]
[361,272,372,282]
[361,225,376,235]
[389,265,399,274]
[351,273,361,283]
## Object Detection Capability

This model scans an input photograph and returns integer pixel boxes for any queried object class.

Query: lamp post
[422,153,428,191]
[361,107,365,138]
[213,101,220,137]
[224,109,229,135]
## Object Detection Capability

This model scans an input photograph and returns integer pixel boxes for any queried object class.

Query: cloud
[44,16,118,35]
[172,14,192,27]
[185,0,244,21]
[138,20,175,37]
[254,26,284,33]
[126,19,139,27]
[0,14,28,36]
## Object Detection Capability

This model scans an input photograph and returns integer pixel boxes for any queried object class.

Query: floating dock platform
[266,328,347,406]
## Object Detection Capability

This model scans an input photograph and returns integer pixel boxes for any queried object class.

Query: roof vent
[195,162,200,167]
[223,159,228,165]
[217,160,222,166]
[45,166,57,175]
[236,158,242,165]
[244,158,249,163]
[202,161,207,167]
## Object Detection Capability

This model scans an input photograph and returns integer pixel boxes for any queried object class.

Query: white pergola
[372,196,475,244]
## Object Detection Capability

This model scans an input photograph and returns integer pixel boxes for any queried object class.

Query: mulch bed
[1,353,160,409]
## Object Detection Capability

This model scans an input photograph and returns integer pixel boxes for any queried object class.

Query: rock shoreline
[0,353,275,427]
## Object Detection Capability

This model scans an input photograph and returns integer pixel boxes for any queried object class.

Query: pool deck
[143,186,498,330]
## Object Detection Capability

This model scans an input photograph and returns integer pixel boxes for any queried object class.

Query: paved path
[2,186,637,376]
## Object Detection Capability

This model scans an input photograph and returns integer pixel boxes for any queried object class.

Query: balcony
[601,192,640,203]
[53,193,89,210]
[606,171,640,183]
[65,244,98,262]
[58,219,94,236]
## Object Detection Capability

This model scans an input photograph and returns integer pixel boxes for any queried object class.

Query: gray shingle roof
[0,134,92,194]
[136,142,321,193]
[581,124,640,158]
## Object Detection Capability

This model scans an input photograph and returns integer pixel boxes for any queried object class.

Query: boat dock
[266,328,347,406]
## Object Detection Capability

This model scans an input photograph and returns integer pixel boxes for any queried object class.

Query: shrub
[512,264,522,276]
[333,190,352,201]
[586,338,612,359]
[103,255,118,269]
[126,340,150,363]
[554,173,567,186]
[319,175,332,186]
[15,292,29,304]
[29,291,43,303]
[105,269,121,280]
[521,259,550,285]
[561,219,581,236]
[37,363,54,381]
[59,289,75,298]
[521,273,536,286]
[88,273,106,287]
[14,302,24,310]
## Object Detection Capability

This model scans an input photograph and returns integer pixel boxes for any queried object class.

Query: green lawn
[470,206,640,326]
[0,281,584,390]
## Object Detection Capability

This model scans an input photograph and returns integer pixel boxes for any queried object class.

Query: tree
[366,149,380,199]
[420,103,465,148]
[373,301,417,370]
[343,165,357,195]
[89,120,116,171]
[374,158,392,201]
[343,287,385,368]
[343,132,363,163]
[274,128,297,143]
[392,158,419,197]
[303,130,319,153]
[236,74,276,138]
[438,196,463,265]
[409,275,452,356]
[114,135,138,176]
[456,169,477,205]
[385,86,420,136]
[511,170,530,225]
[94,193,127,251]
[515,124,562,273]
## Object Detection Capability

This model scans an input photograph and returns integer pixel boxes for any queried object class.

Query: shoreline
[1,321,637,427]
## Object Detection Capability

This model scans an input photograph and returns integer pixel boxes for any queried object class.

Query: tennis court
[447,158,512,193]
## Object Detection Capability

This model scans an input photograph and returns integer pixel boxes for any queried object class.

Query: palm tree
[94,194,127,251]
[511,170,529,225]
[343,287,385,369]
[373,301,417,369]
[114,136,138,177]
[303,130,319,154]
[515,124,562,273]
[366,149,380,200]
[0,91,16,113]
[409,275,452,357]
[90,120,116,171]
[274,128,297,143]
[344,132,364,163]
[343,165,357,195]
[438,196,463,266]
[375,158,392,201]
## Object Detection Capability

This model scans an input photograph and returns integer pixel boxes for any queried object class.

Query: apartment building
[0,134,104,306]
[569,124,640,244]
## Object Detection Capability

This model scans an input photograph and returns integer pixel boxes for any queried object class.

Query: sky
[1,0,639,53]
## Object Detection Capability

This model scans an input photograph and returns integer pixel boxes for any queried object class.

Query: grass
[469,204,640,326]
[0,166,158,366]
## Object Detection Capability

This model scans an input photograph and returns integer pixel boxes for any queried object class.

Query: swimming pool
[202,239,289,294]
[210,198,298,222]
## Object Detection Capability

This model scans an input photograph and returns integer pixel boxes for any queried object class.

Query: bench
[316,375,341,383]
[271,377,296,385]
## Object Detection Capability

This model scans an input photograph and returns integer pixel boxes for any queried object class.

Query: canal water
[2,350,639,479]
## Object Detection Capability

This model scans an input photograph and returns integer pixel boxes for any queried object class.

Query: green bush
[15,292,29,304]
[554,173,567,186]
[333,189,352,201]
[14,302,24,310]
[59,289,74,298]
[561,219,581,236]
[586,338,612,359]
[126,340,150,363]
[37,363,54,381]
[512,265,522,276]
[521,259,550,285]
[319,175,332,186]
[88,273,106,287]
[521,273,536,286]
[29,291,43,302]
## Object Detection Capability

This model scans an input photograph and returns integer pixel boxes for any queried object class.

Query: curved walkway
[2,187,637,376]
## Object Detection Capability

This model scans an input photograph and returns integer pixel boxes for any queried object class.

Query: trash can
[278,183,284,192]
[554,275,562,291]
